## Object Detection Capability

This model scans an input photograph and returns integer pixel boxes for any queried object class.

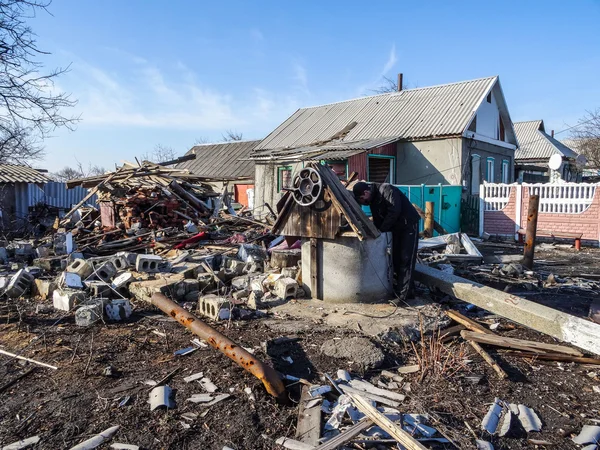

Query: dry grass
[411,313,470,382]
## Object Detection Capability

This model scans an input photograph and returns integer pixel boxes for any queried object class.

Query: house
[250,75,517,216]
[514,120,583,183]
[176,140,259,208]
[0,163,51,230]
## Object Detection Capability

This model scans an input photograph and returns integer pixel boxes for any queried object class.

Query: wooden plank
[314,418,373,450]
[347,393,428,450]
[504,351,600,365]
[295,385,321,446]
[445,310,495,335]
[467,340,508,379]
[310,238,319,300]
[460,330,583,357]
[412,203,448,235]
[338,384,400,408]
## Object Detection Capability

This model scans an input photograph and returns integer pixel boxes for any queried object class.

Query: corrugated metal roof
[0,164,51,183]
[253,76,498,156]
[176,140,259,180]
[514,120,579,161]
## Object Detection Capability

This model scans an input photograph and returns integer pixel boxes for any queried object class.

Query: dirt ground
[1,243,599,449]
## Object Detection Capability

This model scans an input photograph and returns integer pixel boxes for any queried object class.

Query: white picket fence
[481,183,512,211]
[482,182,598,215]
[528,183,597,214]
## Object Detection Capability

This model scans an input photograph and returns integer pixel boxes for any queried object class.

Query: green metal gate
[461,195,480,236]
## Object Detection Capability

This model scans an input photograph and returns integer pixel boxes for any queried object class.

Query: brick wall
[483,186,517,236]
[521,187,600,242]
[482,184,600,244]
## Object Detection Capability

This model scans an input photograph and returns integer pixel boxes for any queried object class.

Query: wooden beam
[412,204,448,235]
[314,419,373,450]
[415,263,600,355]
[310,238,320,300]
[460,330,583,357]
[347,393,427,450]
[467,340,508,379]
[295,386,321,446]
[503,351,600,365]
[445,310,495,335]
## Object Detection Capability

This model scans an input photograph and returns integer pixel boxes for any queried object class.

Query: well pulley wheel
[289,168,323,206]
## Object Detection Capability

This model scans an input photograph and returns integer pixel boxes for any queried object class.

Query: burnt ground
[0,244,599,449]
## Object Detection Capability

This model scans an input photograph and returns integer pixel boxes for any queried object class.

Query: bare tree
[221,129,243,141]
[141,144,177,163]
[52,161,105,181]
[194,136,209,145]
[0,0,77,165]
[571,109,600,169]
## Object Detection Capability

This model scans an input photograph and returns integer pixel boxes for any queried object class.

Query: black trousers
[391,221,419,301]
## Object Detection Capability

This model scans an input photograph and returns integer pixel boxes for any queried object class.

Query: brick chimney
[551,130,555,138]
[397,73,403,92]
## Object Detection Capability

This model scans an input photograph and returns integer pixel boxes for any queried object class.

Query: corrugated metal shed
[0,164,51,183]
[176,140,259,180]
[253,76,498,157]
[514,120,579,161]
[28,182,97,209]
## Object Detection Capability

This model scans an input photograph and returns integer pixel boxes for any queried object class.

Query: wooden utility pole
[522,195,540,269]
[424,201,435,237]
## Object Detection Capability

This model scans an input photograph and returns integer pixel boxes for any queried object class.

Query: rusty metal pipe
[522,195,539,270]
[150,293,287,401]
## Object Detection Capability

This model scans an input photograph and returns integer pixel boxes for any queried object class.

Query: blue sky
[33,0,600,172]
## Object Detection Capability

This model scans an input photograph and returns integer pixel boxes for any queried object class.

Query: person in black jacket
[353,181,420,300]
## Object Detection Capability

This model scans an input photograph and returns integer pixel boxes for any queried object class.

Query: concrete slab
[269,298,444,341]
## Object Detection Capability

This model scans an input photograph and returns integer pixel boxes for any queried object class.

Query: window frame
[367,154,396,184]
[277,165,293,193]
[486,157,495,183]
[322,160,349,181]
[501,159,509,184]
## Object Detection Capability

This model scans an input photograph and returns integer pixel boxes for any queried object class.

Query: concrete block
[247,290,264,310]
[129,274,186,302]
[95,261,117,282]
[35,246,51,258]
[53,232,73,255]
[281,267,299,279]
[66,259,93,279]
[14,241,34,257]
[33,279,57,300]
[238,244,267,263]
[135,254,164,273]
[182,278,199,293]
[6,269,35,298]
[116,251,137,267]
[105,299,132,321]
[232,289,249,301]
[273,277,298,300]
[243,261,264,274]
[53,288,86,311]
[221,257,245,276]
[58,272,83,289]
[197,273,216,291]
[112,272,134,289]
[75,299,105,326]
[86,281,113,298]
[111,255,129,271]
[171,262,203,279]
[231,275,253,291]
[197,295,230,320]
[249,275,267,293]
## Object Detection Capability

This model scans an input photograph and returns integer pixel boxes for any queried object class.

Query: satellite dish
[548,154,563,171]
[576,154,587,168]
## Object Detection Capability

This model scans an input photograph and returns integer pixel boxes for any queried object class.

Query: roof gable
[254,76,500,156]
[514,121,579,161]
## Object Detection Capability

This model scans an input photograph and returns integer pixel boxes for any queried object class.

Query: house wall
[476,90,501,139]
[348,143,397,180]
[396,138,463,185]
[463,139,515,190]
[254,162,304,219]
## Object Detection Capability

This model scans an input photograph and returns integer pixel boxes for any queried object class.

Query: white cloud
[381,43,397,75]
[292,61,309,95]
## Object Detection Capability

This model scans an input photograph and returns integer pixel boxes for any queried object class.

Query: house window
[277,166,293,192]
[486,157,495,182]
[367,155,395,183]
[486,92,492,103]
[471,154,481,195]
[502,160,509,184]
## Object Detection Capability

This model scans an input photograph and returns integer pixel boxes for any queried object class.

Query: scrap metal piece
[517,404,542,432]
[149,385,175,411]
[183,372,204,383]
[573,425,600,445]
[187,394,215,403]
[110,445,139,450]
[69,425,120,450]
[150,293,286,401]
[481,398,503,434]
